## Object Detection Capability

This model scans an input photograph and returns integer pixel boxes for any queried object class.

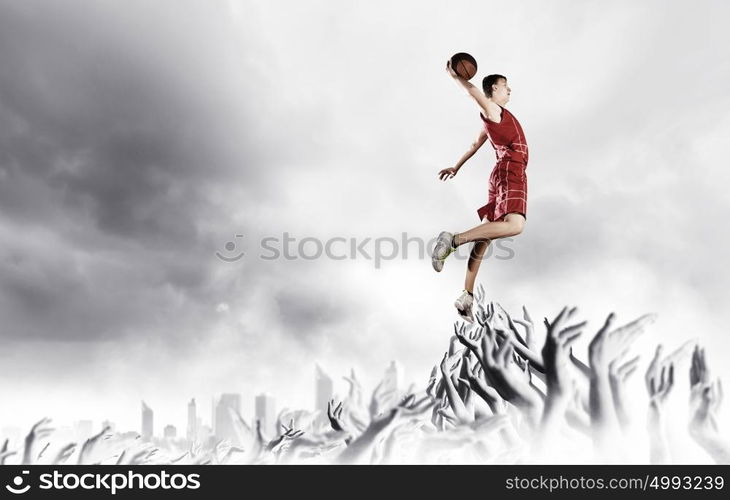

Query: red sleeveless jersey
[479,106,529,165]
[476,106,529,222]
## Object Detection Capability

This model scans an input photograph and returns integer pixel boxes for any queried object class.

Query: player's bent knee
[504,214,526,236]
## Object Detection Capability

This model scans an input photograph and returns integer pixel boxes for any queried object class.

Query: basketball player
[432,60,529,322]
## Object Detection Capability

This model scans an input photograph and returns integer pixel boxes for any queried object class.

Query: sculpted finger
[550,306,569,333]
[615,313,657,345]
[559,321,587,342]
[596,312,616,340]
[667,339,696,365]
[647,344,663,380]
[619,355,641,380]
[522,305,533,324]
[561,330,583,348]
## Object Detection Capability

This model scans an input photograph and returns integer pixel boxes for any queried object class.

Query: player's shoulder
[480,101,504,123]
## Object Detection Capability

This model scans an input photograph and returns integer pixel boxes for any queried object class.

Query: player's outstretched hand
[438,167,459,181]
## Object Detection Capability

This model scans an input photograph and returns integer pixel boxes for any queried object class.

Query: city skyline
[87,362,408,442]
[0,359,413,442]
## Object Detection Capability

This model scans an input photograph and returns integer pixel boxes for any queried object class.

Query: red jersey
[479,106,529,165]
[476,106,529,222]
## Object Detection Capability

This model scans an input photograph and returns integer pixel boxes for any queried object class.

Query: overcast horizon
[1,0,729,435]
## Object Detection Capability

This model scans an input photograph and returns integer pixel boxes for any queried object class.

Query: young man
[432,61,529,322]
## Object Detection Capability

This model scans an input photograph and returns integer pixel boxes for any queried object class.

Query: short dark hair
[482,74,506,97]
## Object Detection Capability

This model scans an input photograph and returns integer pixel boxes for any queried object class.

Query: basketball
[450,52,477,80]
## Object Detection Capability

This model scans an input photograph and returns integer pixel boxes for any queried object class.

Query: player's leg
[465,239,490,293]
[432,163,526,271]
[454,238,490,323]
[453,212,525,247]
[431,214,523,272]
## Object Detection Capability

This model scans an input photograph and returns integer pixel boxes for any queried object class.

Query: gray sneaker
[431,231,455,272]
[454,290,474,323]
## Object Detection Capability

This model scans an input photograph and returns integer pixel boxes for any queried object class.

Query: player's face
[493,79,511,104]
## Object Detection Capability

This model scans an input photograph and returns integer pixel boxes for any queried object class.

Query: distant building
[315,364,334,426]
[198,424,213,445]
[187,398,197,441]
[255,393,276,438]
[315,364,333,413]
[384,361,404,392]
[214,393,241,445]
[163,424,177,439]
[382,360,405,408]
[141,401,154,441]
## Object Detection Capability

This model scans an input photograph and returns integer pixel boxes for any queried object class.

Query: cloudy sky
[1,0,729,434]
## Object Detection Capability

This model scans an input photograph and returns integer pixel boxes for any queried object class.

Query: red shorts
[476,160,527,222]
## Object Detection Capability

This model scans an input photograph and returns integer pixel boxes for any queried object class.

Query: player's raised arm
[446,60,491,117]
[438,128,488,181]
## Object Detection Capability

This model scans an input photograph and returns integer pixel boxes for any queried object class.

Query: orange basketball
[451,52,477,80]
